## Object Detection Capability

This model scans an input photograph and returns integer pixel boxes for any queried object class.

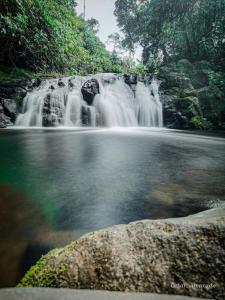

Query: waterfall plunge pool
[0,127,225,287]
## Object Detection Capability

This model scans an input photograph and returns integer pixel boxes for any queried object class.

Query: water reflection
[0,128,225,287]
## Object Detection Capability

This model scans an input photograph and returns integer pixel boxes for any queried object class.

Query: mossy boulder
[176,59,194,73]
[19,207,225,299]
[161,72,193,90]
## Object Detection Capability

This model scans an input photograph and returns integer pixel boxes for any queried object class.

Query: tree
[83,0,86,20]
[107,33,123,54]
[86,18,99,34]
[114,0,225,67]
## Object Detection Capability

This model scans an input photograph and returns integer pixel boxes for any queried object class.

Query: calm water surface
[0,128,225,286]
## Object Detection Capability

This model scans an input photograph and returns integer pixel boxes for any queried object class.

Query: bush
[0,0,125,75]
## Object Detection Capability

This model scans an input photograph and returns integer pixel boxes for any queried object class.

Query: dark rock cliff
[159,59,225,130]
[0,80,30,127]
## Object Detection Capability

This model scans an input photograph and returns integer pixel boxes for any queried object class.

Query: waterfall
[15,74,163,127]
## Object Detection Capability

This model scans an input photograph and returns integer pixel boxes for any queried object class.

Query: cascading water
[15,74,163,127]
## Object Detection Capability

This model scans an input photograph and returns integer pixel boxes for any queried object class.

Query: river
[0,127,225,287]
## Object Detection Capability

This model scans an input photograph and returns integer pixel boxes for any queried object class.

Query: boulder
[81,79,100,106]
[124,74,138,85]
[176,59,193,73]
[0,100,15,127]
[19,207,225,300]
[58,79,66,88]
[1,99,17,122]
[0,288,210,300]
[0,82,28,100]
[162,95,188,129]
[159,63,206,129]
[166,73,194,90]
[161,94,204,129]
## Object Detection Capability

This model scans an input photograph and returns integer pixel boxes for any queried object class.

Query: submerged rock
[19,207,225,299]
[81,79,100,106]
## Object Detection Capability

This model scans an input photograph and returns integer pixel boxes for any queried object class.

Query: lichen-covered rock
[19,207,225,300]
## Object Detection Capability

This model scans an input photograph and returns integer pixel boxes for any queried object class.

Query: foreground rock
[0,288,210,300]
[19,206,225,299]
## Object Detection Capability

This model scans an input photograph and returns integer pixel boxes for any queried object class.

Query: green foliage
[208,71,225,93]
[86,18,99,35]
[115,0,225,69]
[0,0,124,75]
[190,116,205,130]
[207,71,225,128]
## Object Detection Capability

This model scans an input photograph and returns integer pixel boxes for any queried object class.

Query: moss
[0,65,67,84]
[18,257,56,288]
[0,66,30,84]
[190,116,205,130]
[18,248,62,288]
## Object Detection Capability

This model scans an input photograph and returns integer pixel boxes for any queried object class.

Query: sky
[76,0,118,50]
[76,0,142,60]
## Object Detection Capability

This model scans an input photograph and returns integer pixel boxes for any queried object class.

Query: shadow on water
[0,184,47,287]
[0,184,82,287]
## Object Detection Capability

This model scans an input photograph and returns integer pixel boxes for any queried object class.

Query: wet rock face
[42,93,65,127]
[0,80,30,128]
[0,99,17,128]
[1,99,17,122]
[0,102,9,128]
[81,79,100,106]
[20,208,225,299]
[81,106,92,126]
[161,94,188,129]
